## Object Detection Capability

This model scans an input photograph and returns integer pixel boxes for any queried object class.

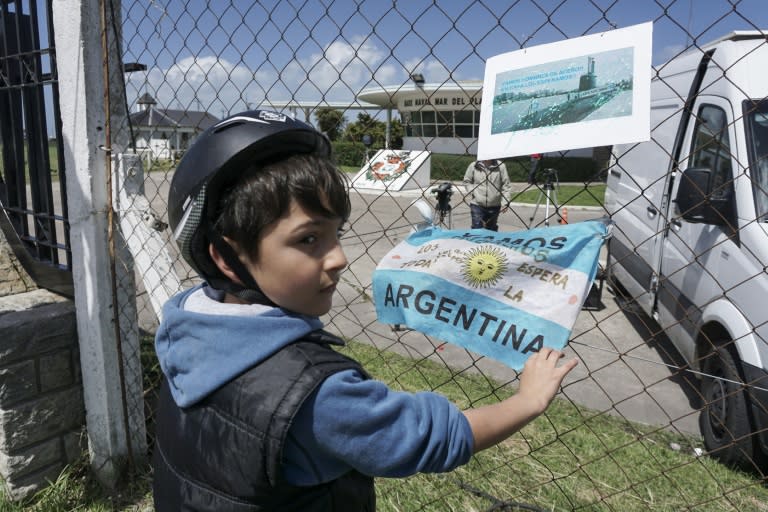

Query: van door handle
[646,206,657,218]
[671,219,682,229]
[610,169,621,178]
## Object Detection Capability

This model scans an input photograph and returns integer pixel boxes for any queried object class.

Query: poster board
[477,22,652,160]
[350,149,431,192]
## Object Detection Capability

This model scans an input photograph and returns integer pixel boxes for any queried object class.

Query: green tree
[389,118,404,149]
[343,113,404,149]
[314,108,346,141]
[343,113,376,144]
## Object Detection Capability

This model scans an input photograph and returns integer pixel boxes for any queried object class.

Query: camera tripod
[431,182,453,229]
[361,134,373,166]
[529,168,561,227]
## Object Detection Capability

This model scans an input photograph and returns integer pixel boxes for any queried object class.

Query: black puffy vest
[152,331,376,511]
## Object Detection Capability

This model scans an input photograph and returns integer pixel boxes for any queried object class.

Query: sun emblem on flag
[461,246,509,288]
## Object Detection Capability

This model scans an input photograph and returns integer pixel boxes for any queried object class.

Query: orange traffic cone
[559,207,568,224]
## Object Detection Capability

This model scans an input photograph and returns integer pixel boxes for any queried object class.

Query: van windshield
[747,101,768,221]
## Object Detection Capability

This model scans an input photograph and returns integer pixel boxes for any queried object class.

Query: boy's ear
[208,241,244,285]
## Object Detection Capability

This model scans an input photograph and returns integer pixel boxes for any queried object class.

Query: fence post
[51,0,145,487]
[115,154,183,321]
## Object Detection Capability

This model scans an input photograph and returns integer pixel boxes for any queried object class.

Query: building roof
[259,99,381,111]
[137,92,157,105]
[129,106,219,130]
[357,80,484,108]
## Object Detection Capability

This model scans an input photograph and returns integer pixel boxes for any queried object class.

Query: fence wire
[113,1,768,510]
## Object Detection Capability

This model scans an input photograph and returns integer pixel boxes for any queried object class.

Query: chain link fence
[113,1,768,510]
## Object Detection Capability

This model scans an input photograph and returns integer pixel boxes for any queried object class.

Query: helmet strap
[207,228,276,306]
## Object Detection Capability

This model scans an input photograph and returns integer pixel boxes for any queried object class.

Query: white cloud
[290,36,398,101]
[127,37,406,115]
[128,55,259,115]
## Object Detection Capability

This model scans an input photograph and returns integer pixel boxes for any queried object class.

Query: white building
[260,81,484,156]
[263,80,598,159]
[357,80,483,155]
[129,93,219,160]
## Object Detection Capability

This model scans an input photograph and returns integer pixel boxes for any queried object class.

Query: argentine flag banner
[373,220,610,370]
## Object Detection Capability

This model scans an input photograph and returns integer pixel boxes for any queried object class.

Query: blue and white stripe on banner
[372,219,610,370]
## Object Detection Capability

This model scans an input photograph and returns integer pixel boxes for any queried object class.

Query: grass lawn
[342,166,607,208]
[340,341,768,512]
[4,337,766,511]
[511,183,606,207]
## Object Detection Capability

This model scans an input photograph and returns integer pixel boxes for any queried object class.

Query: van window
[689,105,732,200]
[746,102,768,221]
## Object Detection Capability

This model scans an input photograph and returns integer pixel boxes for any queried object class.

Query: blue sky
[121,0,767,117]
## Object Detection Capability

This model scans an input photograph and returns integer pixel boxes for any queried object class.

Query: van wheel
[699,346,756,468]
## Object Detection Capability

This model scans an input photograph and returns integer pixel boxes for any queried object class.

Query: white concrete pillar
[115,154,182,321]
[52,0,144,487]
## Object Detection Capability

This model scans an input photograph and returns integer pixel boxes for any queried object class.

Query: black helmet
[168,109,331,295]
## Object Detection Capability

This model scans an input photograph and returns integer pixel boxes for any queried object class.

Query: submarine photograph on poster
[491,47,634,134]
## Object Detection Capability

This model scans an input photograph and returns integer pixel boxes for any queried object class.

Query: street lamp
[410,73,425,88]
[362,134,373,163]
[123,62,147,73]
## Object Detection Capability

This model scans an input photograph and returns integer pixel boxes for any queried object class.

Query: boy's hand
[464,347,579,452]
[517,348,578,415]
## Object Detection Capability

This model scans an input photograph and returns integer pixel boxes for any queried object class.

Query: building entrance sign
[351,150,431,192]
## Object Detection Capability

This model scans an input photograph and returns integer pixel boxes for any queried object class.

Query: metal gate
[0,0,71,297]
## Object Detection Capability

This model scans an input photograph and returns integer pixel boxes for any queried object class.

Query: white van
[604,31,768,467]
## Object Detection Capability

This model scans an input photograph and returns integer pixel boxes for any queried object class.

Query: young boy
[153,110,577,511]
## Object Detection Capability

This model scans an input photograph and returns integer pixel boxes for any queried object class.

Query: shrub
[332,141,367,167]
[430,154,601,183]
[429,154,476,182]
[536,156,602,183]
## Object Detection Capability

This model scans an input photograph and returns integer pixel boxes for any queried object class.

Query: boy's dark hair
[213,153,351,257]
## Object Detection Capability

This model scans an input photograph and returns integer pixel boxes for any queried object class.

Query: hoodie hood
[155,284,323,407]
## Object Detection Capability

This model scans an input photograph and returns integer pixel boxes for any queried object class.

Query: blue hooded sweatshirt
[155,284,474,486]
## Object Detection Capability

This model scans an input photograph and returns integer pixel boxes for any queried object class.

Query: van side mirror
[674,167,727,225]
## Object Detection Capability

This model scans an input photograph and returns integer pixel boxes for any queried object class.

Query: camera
[431,182,453,213]
[529,167,558,186]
